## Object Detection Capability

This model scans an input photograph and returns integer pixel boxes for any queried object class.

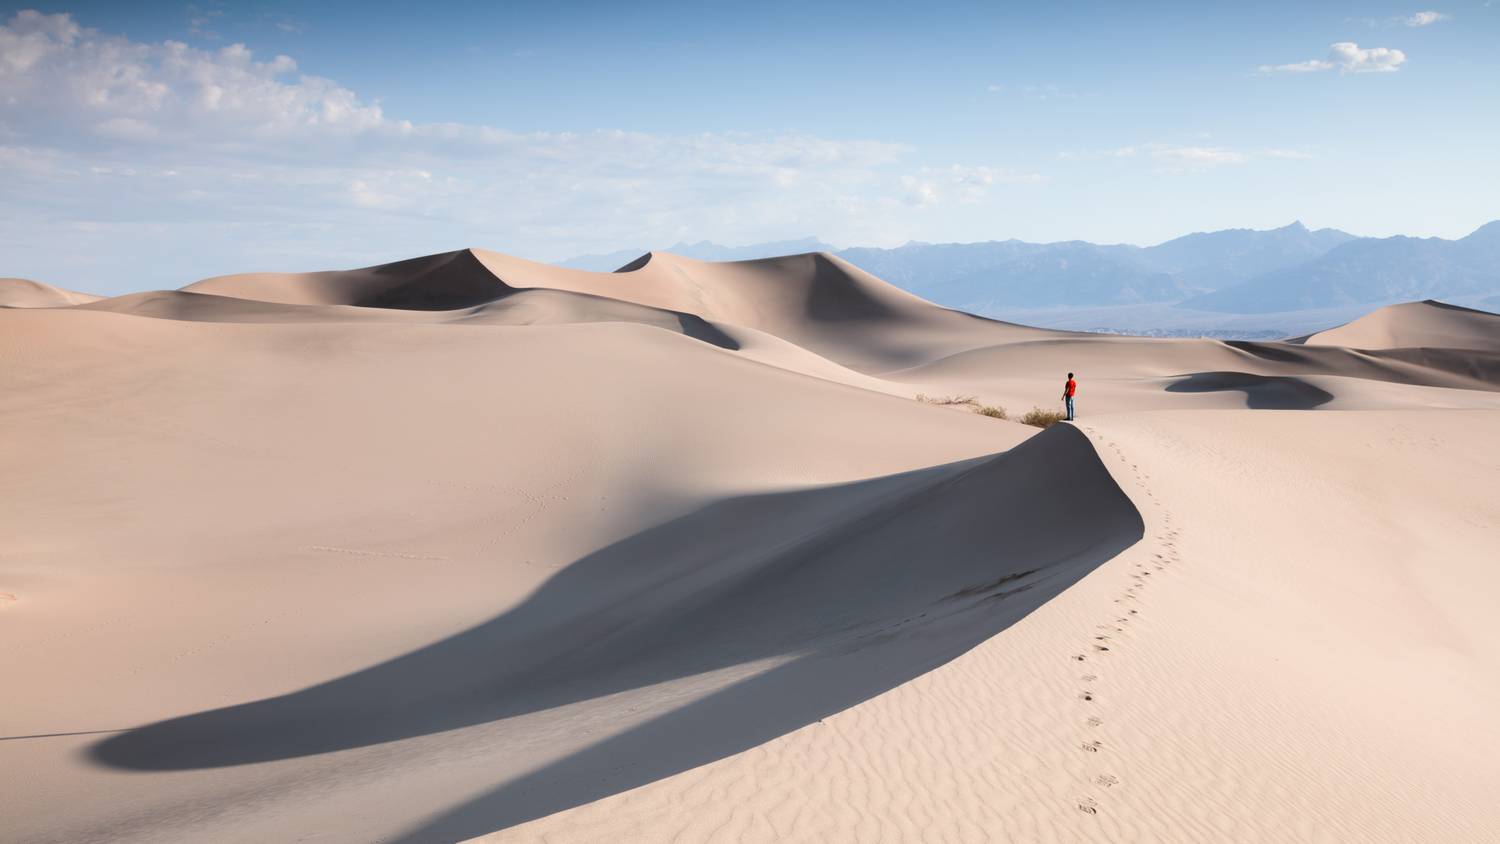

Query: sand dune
[184,249,512,309]
[77,285,740,348]
[0,277,102,308]
[471,249,1059,372]
[3,248,1498,843]
[1303,299,1500,351]
[498,409,1500,844]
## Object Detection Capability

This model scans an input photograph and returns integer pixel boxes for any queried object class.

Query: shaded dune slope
[29,247,1500,406]
[165,248,1053,373]
[77,285,741,349]
[2,313,1047,842]
[471,249,1058,372]
[183,247,1054,372]
[184,249,512,310]
[111,248,1500,392]
[91,424,1141,839]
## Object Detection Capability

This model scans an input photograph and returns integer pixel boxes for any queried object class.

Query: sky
[1,1,1498,294]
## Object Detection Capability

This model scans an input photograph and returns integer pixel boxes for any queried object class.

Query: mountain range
[557,222,1500,324]
[1185,221,1500,313]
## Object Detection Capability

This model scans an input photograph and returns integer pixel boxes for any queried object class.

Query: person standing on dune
[1063,372,1077,421]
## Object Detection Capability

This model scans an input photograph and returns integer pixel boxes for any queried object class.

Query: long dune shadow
[389,610,1039,843]
[90,425,1141,837]
[1166,371,1334,409]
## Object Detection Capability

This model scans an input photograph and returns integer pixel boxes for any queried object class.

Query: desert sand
[0,277,102,308]
[2,250,1497,843]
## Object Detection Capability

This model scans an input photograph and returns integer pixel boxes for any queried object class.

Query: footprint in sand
[1081,674,1097,682]
[1086,716,1103,727]
[1081,740,1103,753]
[1073,654,1087,662]
[1095,774,1119,788]
[1093,644,1111,652]
[1077,797,1100,815]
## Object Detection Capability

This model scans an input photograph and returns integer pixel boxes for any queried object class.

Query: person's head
[1068,372,1074,378]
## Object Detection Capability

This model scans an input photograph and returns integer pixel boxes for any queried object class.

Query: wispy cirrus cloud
[1400,10,1449,26]
[1350,10,1449,28]
[1258,42,1407,74]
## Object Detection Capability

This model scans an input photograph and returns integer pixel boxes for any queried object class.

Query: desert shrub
[1020,407,1067,428]
[916,394,1011,421]
[916,393,979,407]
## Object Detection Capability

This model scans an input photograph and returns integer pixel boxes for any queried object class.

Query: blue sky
[2,1,1497,293]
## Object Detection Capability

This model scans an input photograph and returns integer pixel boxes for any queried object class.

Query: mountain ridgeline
[560,221,1500,316]
[1185,221,1500,313]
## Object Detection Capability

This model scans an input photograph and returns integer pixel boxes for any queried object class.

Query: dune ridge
[1302,299,1500,351]
[3,247,1498,842]
[0,277,103,308]
[183,249,512,309]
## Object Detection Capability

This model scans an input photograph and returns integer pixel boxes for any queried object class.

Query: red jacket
[1064,378,1077,397]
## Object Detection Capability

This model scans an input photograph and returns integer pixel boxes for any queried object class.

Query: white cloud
[1258,148,1315,160]
[1152,146,1248,166]
[900,165,1042,207]
[1259,59,1335,73]
[1059,143,1312,173]
[0,12,388,146]
[1328,42,1407,72]
[1259,42,1407,75]
[1401,11,1448,26]
[0,11,1039,273]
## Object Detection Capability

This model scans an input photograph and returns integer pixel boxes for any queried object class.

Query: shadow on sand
[89,425,1142,840]
[1167,371,1334,409]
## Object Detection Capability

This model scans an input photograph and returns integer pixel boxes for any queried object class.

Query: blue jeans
[1065,395,1075,420]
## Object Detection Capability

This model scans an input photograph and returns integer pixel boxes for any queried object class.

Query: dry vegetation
[916,394,1008,421]
[915,394,977,406]
[1019,407,1067,428]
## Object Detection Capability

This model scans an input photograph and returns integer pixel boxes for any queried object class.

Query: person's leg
[1065,395,1074,421]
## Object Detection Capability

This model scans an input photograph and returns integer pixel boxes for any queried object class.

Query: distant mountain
[555,221,1500,317]
[1141,221,1357,290]
[558,237,836,271]
[1187,221,1500,313]
[555,248,646,273]
[833,222,1356,310]
[838,240,1189,309]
